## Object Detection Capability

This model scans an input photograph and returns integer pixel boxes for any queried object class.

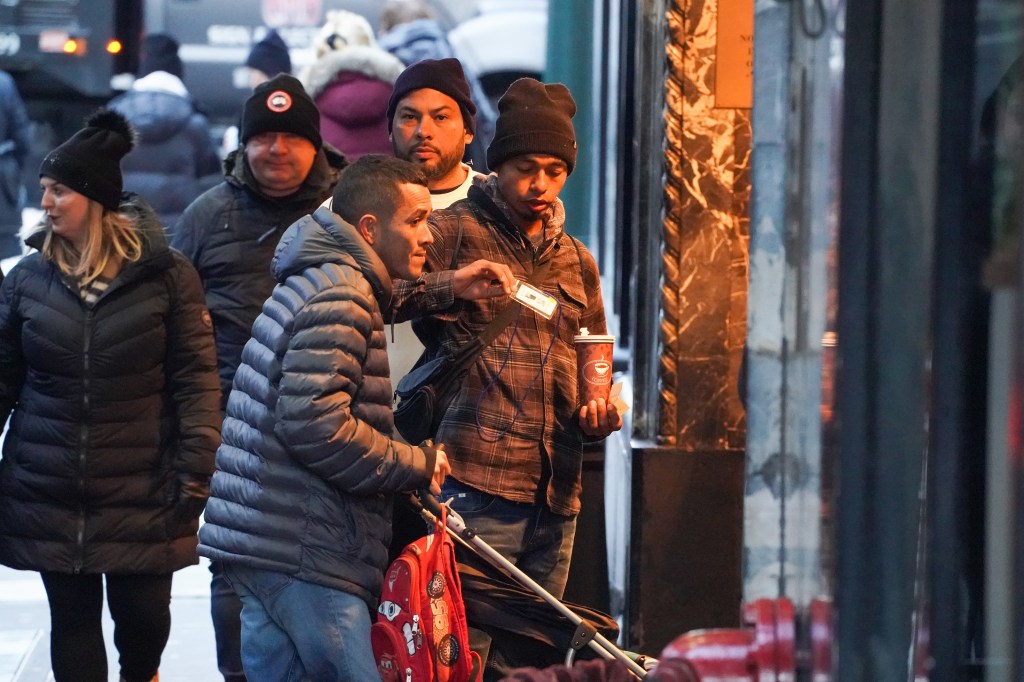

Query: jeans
[210,561,247,682]
[440,478,577,680]
[40,571,172,682]
[223,564,381,682]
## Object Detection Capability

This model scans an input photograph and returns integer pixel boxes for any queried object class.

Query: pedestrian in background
[245,29,292,88]
[171,73,345,682]
[385,57,487,557]
[300,9,404,160]
[109,33,221,227]
[378,0,496,170]
[388,57,483,207]
[0,70,31,260]
[0,109,221,682]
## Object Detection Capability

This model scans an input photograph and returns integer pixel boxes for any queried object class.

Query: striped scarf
[78,274,112,305]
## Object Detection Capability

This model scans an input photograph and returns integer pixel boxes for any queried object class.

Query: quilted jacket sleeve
[273,277,434,496]
[164,253,222,485]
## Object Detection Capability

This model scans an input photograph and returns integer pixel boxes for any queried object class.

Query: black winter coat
[198,208,434,605]
[108,88,222,227]
[0,195,222,575]
[170,146,345,409]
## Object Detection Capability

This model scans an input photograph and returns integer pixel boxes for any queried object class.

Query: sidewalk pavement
[0,558,222,682]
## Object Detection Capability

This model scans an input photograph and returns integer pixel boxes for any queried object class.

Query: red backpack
[372,503,481,682]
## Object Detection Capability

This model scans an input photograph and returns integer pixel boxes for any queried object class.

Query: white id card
[513,280,558,319]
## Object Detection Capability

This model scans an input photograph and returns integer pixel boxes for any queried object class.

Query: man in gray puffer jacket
[198,155,512,681]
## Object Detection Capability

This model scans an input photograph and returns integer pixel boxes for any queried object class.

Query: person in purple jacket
[300,10,405,160]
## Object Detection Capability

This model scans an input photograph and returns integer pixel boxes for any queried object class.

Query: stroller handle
[402,488,649,679]
[405,489,445,520]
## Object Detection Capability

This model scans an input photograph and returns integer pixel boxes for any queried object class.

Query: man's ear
[356,214,377,244]
[464,129,475,145]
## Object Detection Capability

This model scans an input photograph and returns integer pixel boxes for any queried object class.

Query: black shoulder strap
[567,233,586,275]
[449,255,553,368]
[448,217,464,270]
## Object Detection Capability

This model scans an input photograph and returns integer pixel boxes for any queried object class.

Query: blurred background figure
[222,29,295,156]
[378,0,449,66]
[377,0,496,170]
[300,9,404,160]
[0,70,31,260]
[109,33,221,228]
[0,108,221,682]
[244,29,292,89]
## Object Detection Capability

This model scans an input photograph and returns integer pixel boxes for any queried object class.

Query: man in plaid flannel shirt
[393,78,622,677]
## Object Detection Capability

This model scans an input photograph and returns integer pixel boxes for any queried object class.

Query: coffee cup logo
[584,359,612,385]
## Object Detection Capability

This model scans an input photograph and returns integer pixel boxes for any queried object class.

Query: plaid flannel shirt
[392,181,608,516]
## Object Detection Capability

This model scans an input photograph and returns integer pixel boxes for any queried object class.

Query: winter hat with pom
[40,109,136,210]
[313,10,375,59]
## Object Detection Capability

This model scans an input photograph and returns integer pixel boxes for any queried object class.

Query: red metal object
[651,598,807,681]
[744,598,795,680]
[658,627,755,679]
[809,598,832,680]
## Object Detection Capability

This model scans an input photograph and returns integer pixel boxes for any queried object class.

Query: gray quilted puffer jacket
[198,207,435,605]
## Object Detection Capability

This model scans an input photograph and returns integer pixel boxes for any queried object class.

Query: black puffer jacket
[0,195,221,575]
[170,145,345,409]
[198,208,434,605]
[108,88,221,227]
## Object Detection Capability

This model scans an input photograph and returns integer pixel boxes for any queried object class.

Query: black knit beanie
[386,58,477,134]
[487,78,577,174]
[246,30,291,78]
[39,109,135,210]
[138,33,183,79]
[241,73,322,149]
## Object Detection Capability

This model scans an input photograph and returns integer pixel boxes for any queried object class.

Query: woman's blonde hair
[42,199,142,285]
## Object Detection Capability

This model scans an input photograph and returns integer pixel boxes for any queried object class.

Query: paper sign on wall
[716,0,754,109]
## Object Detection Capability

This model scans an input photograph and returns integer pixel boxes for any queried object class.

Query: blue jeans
[223,565,380,682]
[441,478,577,680]
[441,478,577,598]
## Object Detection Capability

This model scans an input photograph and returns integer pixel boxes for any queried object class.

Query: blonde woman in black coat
[0,110,221,682]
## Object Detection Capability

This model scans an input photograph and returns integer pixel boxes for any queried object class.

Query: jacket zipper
[74,308,93,574]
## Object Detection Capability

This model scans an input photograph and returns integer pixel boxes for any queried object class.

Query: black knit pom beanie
[486,78,577,174]
[386,58,477,134]
[39,109,136,210]
[241,73,322,149]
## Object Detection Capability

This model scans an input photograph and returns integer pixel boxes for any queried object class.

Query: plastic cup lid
[573,327,615,343]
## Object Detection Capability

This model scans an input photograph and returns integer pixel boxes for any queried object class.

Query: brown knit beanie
[39,109,136,210]
[486,78,577,173]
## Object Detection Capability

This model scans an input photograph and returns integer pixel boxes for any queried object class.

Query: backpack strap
[448,216,464,270]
